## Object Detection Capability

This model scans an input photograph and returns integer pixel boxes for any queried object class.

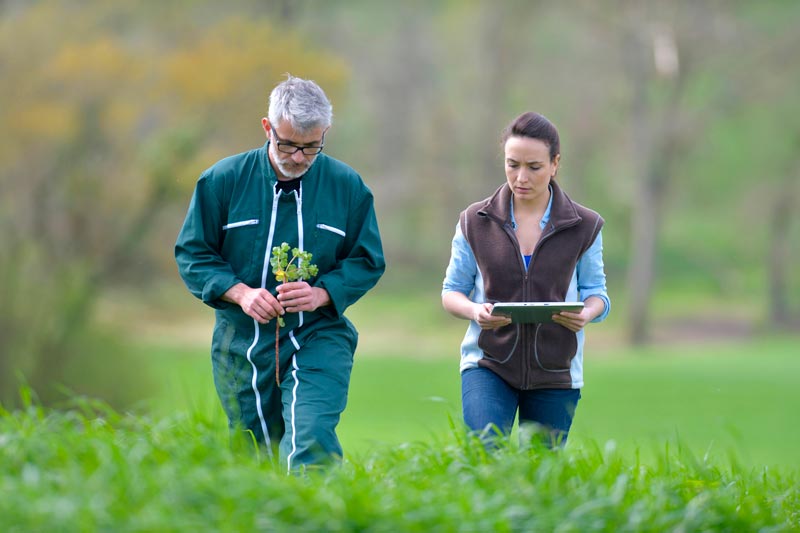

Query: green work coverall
[175,141,385,469]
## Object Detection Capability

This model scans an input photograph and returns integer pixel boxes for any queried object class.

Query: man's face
[266,120,326,180]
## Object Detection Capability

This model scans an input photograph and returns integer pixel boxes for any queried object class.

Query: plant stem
[275,319,280,386]
[275,275,286,387]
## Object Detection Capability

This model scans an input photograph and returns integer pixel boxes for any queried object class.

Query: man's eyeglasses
[271,129,325,155]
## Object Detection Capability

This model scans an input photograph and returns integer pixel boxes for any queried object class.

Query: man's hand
[277,281,330,313]
[223,283,284,324]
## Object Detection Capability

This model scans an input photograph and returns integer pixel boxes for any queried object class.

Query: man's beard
[269,143,317,179]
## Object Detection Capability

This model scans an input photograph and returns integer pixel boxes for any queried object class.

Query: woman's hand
[552,296,605,332]
[442,292,510,329]
[475,303,512,330]
[551,309,591,332]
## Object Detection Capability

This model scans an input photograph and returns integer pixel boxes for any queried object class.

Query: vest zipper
[503,222,532,388]
[523,220,580,388]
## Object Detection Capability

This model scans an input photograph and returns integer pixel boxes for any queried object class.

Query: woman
[441,112,610,448]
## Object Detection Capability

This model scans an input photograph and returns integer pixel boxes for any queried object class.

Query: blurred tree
[621,3,691,345]
[768,168,798,328]
[614,0,753,343]
[740,12,800,328]
[305,0,798,342]
[3,0,797,398]
[0,1,347,407]
[647,1,800,333]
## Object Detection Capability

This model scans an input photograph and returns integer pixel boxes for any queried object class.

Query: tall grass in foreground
[1,399,797,532]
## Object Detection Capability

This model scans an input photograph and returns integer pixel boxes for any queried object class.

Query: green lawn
[121,283,799,468]
[141,332,800,469]
[3,403,796,531]
[4,288,799,531]
[573,337,800,469]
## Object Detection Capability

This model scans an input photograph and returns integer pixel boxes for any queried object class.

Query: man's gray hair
[268,75,333,134]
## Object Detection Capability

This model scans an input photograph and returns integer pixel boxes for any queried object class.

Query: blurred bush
[0,2,347,408]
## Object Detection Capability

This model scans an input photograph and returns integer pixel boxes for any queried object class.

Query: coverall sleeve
[174,175,240,310]
[315,187,385,319]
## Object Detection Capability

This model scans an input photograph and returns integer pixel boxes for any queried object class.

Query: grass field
[133,285,800,470]
[2,400,798,531]
[3,288,799,530]
[142,335,800,470]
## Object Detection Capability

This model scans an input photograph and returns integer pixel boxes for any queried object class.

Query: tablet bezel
[489,302,585,323]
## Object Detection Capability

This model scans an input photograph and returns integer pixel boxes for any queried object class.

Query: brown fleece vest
[459,181,603,390]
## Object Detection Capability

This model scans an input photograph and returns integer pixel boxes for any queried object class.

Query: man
[175,75,385,470]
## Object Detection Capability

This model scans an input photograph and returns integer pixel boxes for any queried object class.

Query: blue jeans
[461,367,581,448]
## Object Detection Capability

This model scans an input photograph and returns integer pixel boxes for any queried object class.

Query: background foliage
[1,1,799,406]
[2,3,799,529]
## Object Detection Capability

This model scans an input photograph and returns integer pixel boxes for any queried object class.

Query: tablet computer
[490,302,584,323]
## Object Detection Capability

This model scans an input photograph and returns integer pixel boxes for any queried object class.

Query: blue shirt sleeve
[576,230,611,322]
[442,223,478,297]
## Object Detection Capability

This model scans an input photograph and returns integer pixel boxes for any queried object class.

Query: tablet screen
[490,302,584,323]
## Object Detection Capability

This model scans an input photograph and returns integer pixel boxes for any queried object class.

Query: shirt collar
[275,176,302,194]
[509,184,554,230]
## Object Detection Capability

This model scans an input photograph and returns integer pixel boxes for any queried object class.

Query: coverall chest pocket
[312,218,347,271]
[220,216,262,285]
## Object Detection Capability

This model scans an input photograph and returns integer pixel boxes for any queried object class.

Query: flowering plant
[269,243,318,383]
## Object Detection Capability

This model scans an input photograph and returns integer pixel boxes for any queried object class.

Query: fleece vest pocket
[477,324,519,365]
[533,323,576,373]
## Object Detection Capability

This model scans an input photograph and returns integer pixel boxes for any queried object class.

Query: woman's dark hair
[501,112,560,162]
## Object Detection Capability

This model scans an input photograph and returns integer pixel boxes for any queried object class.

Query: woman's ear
[551,153,561,177]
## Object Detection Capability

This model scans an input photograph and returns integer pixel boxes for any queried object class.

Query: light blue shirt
[442,189,610,388]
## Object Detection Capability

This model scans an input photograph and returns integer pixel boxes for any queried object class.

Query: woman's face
[504,136,559,202]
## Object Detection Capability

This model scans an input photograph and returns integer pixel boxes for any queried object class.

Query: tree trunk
[623,13,686,345]
[768,169,798,328]
[624,18,658,345]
